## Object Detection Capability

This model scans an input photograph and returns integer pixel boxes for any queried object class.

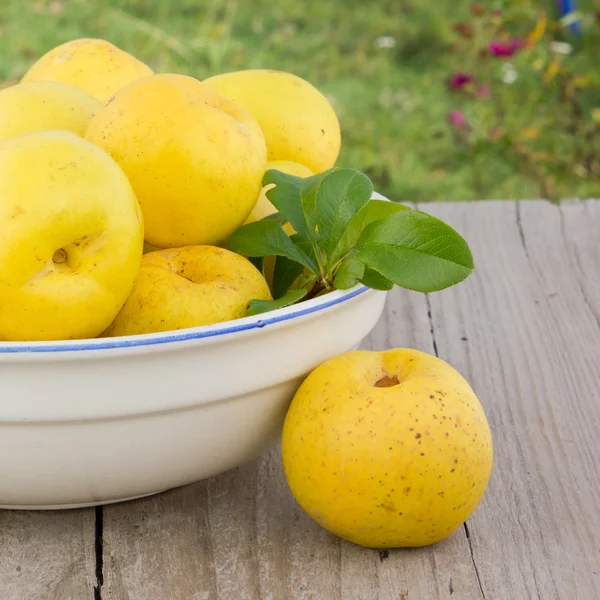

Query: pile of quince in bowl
[0,38,492,548]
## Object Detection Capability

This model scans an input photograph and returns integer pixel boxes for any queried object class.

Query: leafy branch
[228,168,475,315]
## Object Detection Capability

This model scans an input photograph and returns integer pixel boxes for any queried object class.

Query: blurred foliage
[445,0,600,202]
[1,0,600,201]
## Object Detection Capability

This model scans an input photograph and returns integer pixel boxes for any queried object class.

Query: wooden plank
[0,509,96,600]
[422,199,600,600]
[101,292,483,597]
[559,199,600,328]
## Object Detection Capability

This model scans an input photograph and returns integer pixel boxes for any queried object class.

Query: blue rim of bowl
[0,285,370,354]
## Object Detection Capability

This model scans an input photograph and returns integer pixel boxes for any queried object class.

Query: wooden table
[1,200,599,600]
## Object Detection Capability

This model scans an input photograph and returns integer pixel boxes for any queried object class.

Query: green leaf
[261,211,287,224]
[289,233,314,254]
[228,220,316,271]
[355,209,474,292]
[332,199,410,264]
[247,289,308,316]
[333,256,365,290]
[296,272,318,291]
[360,268,393,291]
[315,169,373,260]
[299,169,336,242]
[272,256,305,299]
[248,256,264,275]
[263,170,310,239]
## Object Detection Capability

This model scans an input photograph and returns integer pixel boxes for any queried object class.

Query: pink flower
[448,72,474,90]
[475,83,489,98]
[448,111,469,130]
[489,39,525,57]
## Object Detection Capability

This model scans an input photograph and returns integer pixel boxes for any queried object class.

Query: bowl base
[0,490,166,511]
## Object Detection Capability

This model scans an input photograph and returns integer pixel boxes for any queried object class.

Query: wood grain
[559,199,600,329]
[0,509,95,600]
[423,200,600,600]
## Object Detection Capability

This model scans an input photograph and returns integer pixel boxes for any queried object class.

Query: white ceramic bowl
[0,285,387,509]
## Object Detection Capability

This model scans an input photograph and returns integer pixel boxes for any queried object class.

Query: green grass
[0,0,598,201]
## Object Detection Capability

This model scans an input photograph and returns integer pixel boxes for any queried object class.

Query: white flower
[550,41,572,55]
[501,63,518,84]
[375,36,397,49]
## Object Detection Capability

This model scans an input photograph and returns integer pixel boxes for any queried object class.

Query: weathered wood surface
[0,200,598,600]
[0,509,96,600]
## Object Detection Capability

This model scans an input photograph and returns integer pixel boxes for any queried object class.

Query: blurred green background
[1,0,599,202]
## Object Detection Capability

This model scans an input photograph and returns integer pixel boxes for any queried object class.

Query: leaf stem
[304,277,331,300]
[325,248,355,280]
[311,242,327,282]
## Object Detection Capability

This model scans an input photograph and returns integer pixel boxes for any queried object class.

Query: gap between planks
[418,202,484,600]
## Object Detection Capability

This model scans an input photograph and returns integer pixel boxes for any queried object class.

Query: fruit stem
[52,248,68,264]
[374,375,400,388]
